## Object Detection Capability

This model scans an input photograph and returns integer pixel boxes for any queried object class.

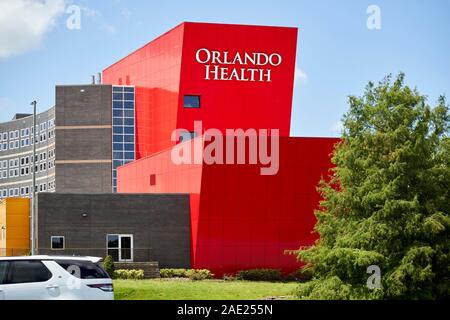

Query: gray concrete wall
[36,193,191,268]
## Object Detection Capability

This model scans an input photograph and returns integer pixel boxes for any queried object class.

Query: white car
[0,255,114,300]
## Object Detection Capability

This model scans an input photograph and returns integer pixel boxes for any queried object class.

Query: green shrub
[186,269,214,280]
[237,269,283,281]
[222,274,237,281]
[114,269,145,280]
[103,255,115,278]
[159,268,214,280]
[160,268,189,278]
[285,268,314,282]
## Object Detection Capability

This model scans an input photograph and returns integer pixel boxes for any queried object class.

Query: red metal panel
[118,137,339,275]
[178,22,297,137]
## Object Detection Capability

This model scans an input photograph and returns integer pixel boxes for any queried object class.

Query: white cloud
[80,6,100,18]
[100,23,116,34]
[294,66,308,85]
[120,8,132,20]
[0,0,65,59]
[330,120,344,134]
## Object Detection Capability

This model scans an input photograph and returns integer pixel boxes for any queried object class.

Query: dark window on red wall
[184,95,200,108]
[150,174,156,186]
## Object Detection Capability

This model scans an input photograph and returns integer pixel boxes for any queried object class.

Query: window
[6,260,52,284]
[0,261,8,285]
[51,236,65,250]
[150,174,156,186]
[107,234,133,262]
[124,92,134,101]
[107,235,119,261]
[179,131,198,143]
[184,95,201,108]
[55,260,109,279]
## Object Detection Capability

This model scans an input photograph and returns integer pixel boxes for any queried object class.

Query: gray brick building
[0,84,136,197]
[36,193,191,268]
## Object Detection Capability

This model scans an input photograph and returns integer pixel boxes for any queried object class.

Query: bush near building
[103,255,115,278]
[114,269,145,280]
[236,269,284,281]
[159,268,214,280]
[160,268,190,278]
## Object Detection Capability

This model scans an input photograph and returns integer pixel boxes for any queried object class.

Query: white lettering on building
[195,48,282,82]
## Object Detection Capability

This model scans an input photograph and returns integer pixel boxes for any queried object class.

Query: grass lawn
[114,279,299,300]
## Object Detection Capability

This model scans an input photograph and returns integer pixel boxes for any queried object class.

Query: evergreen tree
[297,74,449,300]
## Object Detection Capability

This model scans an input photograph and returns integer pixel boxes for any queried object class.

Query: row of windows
[0,119,55,143]
[0,180,55,199]
[0,150,55,170]
[0,161,55,180]
[0,129,54,152]
[113,86,134,93]
[113,109,135,118]
[112,93,135,102]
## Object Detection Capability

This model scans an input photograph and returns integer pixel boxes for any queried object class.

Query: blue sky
[0,0,449,137]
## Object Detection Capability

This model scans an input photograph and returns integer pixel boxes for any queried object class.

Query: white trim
[0,172,55,187]
[106,234,134,262]
[0,142,55,160]
[51,236,65,250]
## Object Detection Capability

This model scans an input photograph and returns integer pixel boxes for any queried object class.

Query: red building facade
[103,22,339,275]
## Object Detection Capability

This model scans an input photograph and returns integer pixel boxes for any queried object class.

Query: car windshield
[55,260,110,279]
